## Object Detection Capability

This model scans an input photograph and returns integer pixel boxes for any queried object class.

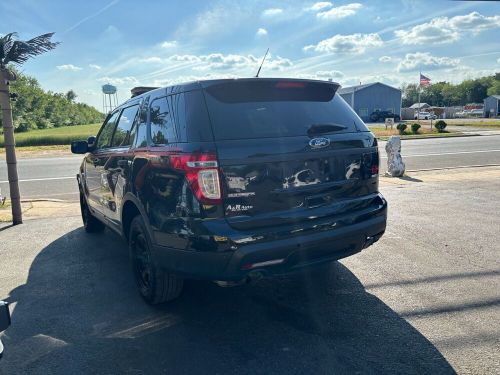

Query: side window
[172,93,187,142]
[111,104,139,147]
[132,96,149,148]
[150,96,176,145]
[96,111,120,149]
[183,90,212,142]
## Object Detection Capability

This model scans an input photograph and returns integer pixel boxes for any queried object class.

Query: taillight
[364,152,379,177]
[275,81,307,89]
[198,170,221,200]
[170,153,222,204]
[372,151,380,176]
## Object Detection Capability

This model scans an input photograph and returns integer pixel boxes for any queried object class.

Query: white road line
[0,176,75,184]
[380,149,500,159]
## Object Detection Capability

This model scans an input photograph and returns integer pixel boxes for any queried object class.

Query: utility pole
[0,69,22,224]
[0,32,59,225]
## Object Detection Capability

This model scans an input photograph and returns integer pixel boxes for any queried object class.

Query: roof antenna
[255,48,269,78]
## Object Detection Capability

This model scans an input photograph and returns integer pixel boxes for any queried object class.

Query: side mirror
[71,140,89,154]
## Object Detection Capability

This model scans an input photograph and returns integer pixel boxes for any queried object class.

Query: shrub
[36,118,52,130]
[435,120,447,133]
[411,123,421,134]
[15,120,37,132]
[396,123,407,135]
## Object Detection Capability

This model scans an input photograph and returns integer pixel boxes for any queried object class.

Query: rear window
[203,80,368,140]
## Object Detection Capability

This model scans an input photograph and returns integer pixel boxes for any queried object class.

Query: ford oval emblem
[309,137,330,149]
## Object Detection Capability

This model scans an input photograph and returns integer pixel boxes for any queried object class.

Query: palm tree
[0,32,59,225]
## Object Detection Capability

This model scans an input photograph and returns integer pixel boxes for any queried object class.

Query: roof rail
[130,86,159,97]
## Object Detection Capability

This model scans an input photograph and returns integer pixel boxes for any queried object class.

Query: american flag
[420,73,431,86]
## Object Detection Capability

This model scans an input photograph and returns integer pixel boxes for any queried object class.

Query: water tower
[102,84,118,113]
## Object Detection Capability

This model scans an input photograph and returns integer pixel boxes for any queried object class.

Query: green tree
[402,73,499,107]
[487,75,500,96]
[65,89,77,102]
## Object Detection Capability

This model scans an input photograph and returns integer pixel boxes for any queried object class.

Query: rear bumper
[152,203,387,281]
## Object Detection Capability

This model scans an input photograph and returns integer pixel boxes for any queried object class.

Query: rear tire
[129,215,183,304]
[80,193,105,233]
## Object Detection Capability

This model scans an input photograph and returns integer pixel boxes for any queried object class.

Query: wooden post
[0,69,22,224]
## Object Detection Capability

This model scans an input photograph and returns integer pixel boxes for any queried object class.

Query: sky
[1,0,499,110]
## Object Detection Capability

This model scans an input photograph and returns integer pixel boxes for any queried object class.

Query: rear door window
[150,96,177,145]
[203,80,368,140]
[111,104,139,147]
[131,96,149,148]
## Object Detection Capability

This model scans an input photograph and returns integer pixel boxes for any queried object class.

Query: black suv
[369,110,400,123]
[72,78,387,304]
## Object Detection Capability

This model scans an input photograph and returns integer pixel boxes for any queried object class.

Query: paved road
[1,134,500,200]
[0,156,81,200]
[0,167,498,373]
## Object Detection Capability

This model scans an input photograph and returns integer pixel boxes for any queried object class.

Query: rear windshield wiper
[307,123,347,136]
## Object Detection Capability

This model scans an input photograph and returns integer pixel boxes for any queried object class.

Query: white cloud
[395,11,500,45]
[97,76,139,85]
[89,64,101,70]
[397,52,459,72]
[395,19,459,45]
[497,57,500,63]
[450,11,500,32]
[307,2,332,11]
[262,8,283,17]
[150,73,238,88]
[316,3,362,20]
[304,33,383,54]
[256,28,268,37]
[379,56,392,63]
[293,70,344,81]
[171,53,292,72]
[169,54,202,63]
[161,40,177,48]
[175,4,245,40]
[56,64,82,71]
[316,70,344,79]
[139,57,164,64]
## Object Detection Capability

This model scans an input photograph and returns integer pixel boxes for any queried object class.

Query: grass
[403,119,500,128]
[0,200,12,222]
[370,126,460,139]
[0,123,101,148]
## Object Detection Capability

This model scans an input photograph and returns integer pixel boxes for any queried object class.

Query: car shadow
[2,227,455,374]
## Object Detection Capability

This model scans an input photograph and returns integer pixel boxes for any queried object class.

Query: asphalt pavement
[0,167,499,374]
[1,134,500,200]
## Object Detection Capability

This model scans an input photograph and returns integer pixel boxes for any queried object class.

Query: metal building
[484,95,500,118]
[338,82,402,122]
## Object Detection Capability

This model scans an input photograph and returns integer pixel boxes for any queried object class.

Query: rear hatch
[202,79,379,230]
